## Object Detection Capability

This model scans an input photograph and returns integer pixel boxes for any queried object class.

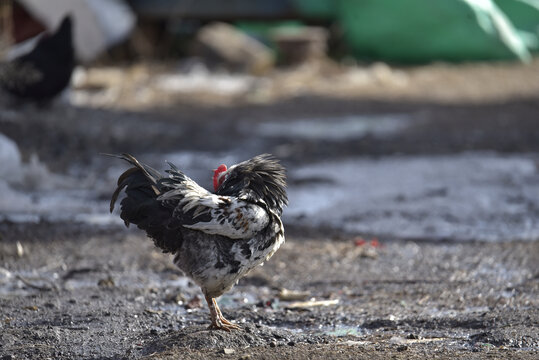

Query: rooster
[109,154,287,331]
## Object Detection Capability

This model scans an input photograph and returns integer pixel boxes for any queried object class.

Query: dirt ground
[0,225,537,359]
[1,60,539,359]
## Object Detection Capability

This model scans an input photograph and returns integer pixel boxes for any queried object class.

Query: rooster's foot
[206,295,241,331]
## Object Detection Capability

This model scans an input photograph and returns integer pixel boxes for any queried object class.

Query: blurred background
[0,0,539,242]
[0,1,539,357]
[1,0,538,240]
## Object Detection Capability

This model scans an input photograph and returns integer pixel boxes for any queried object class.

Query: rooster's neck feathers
[216,154,287,214]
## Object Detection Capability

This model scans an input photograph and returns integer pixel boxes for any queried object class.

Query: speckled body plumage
[173,220,284,298]
[109,153,287,330]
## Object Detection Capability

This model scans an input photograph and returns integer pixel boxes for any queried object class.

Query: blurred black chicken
[0,15,74,102]
[109,154,287,331]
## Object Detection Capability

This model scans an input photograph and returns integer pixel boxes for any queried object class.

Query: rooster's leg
[205,295,241,331]
[212,298,241,328]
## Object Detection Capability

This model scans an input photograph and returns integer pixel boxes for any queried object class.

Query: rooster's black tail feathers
[106,153,161,214]
[106,153,184,253]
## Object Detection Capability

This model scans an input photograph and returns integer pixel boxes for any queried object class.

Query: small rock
[396,345,408,352]
[222,348,235,355]
[278,288,310,301]
[144,308,163,315]
[269,341,277,348]
[165,293,187,305]
[287,341,296,346]
[185,295,202,309]
[407,333,419,339]
[97,276,115,288]
[239,356,251,360]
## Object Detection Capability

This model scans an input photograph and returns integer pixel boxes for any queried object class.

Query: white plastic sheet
[17,0,135,62]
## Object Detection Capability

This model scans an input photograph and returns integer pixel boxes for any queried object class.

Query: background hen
[0,15,74,102]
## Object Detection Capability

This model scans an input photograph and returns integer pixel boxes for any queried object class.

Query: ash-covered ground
[0,61,538,359]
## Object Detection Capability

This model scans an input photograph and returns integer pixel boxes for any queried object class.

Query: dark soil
[0,226,537,359]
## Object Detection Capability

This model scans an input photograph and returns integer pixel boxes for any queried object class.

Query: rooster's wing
[158,163,269,240]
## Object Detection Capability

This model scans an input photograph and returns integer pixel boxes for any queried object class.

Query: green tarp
[294,0,539,62]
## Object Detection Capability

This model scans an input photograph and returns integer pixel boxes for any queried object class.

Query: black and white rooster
[109,154,287,331]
